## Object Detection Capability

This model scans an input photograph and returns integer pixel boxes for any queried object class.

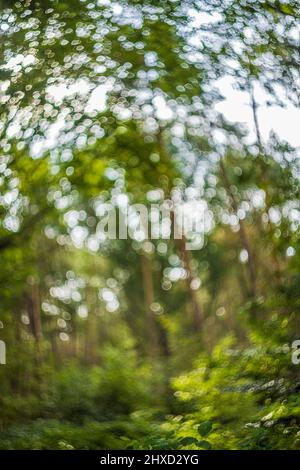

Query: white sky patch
[286,246,295,257]
[153,95,173,120]
[78,304,88,318]
[47,79,91,104]
[27,74,299,156]
[70,225,89,248]
[188,9,223,27]
[30,117,66,157]
[86,82,113,113]
[239,249,249,263]
[100,288,119,312]
[29,80,113,156]
[3,53,36,70]
[215,76,300,147]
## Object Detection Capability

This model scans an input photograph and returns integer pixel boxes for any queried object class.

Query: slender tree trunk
[220,160,257,298]
[157,127,203,331]
[84,288,98,363]
[70,310,78,358]
[27,279,43,341]
[49,317,60,365]
[141,253,160,357]
[248,80,263,155]
[176,235,203,331]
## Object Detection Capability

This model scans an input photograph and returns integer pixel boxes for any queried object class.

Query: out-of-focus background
[0,0,300,450]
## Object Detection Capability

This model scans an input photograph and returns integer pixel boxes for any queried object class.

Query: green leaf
[179,436,199,446]
[197,440,212,450]
[198,421,213,437]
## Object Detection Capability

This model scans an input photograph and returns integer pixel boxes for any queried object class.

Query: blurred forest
[0,0,300,450]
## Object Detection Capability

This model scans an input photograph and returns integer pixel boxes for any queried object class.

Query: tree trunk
[141,253,160,357]
[220,160,257,298]
[176,235,203,331]
[27,279,43,341]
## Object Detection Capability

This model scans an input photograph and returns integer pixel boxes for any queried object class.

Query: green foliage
[164,335,300,450]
